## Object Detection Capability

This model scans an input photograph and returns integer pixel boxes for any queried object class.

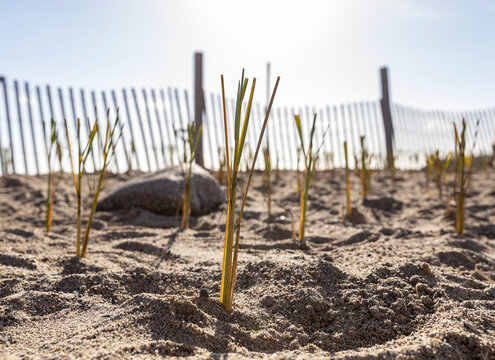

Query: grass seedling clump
[293,113,323,247]
[217,147,226,184]
[453,120,467,235]
[344,141,352,219]
[219,70,280,312]
[180,122,202,229]
[263,148,272,215]
[65,118,98,256]
[425,153,434,188]
[45,118,63,232]
[358,136,371,199]
[66,111,121,257]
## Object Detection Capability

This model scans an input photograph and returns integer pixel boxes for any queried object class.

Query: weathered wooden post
[194,52,204,166]
[379,67,394,170]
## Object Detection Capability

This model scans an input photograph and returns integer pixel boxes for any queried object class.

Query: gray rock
[97,164,224,216]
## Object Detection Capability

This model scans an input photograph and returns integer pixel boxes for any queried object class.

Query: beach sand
[1,169,494,359]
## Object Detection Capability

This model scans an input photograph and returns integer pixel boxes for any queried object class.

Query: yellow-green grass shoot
[45,118,62,233]
[220,70,280,312]
[217,147,226,184]
[293,113,325,246]
[72,111,121,257]
[425,153,434,188]
[453,120,466,236]
[65,117,98,257]
[344,141,352,218]
[296,146,302,196]
[359,136,371,199]
[263,147,272,216]
[443,152,453,216]
[432,150,453,199]
[262,147,272,216]
[181,122,203,229]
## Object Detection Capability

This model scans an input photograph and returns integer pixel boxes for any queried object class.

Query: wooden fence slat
[364,102,378,163]
[160,89,178,165]
[122,88,141,170]
[484,109,495,150]
[167,88,182,163]
[207,93,220,169]
[131,88,152,171]
[14,80,28,173]
[150,89,168,168]
[477,109,492,154]
[1,77,15,173]
[201,93,215,169]
[142,88,160,170]
[79,88,98,172]
[101,90,121,173]
[275,108,287,170]
[282,107,291,169]
[330,106,341,167]
[35,86,49,161]
[110,89,131,172]
[91,90,107,164]
[361,102,374,164]
[25,82,40,174]
[487,109,495,145]
[256,102,266,170]
[340,104,352,167]
[271,104,282,170]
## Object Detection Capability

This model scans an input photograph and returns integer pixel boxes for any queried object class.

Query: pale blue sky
[1,0,495,110]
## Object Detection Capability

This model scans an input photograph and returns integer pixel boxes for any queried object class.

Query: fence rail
[1,76,494,176]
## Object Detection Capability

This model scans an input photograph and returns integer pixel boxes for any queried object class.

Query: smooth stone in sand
[97,164,224,216]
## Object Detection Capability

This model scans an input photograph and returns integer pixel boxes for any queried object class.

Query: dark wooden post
[194,52,204,166]
[379,67,394,170]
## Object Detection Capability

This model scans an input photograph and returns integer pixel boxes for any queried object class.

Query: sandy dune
[1,169,494,359]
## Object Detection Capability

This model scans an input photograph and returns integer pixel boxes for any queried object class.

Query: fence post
[379,67,394,170]
[194,52,204,166]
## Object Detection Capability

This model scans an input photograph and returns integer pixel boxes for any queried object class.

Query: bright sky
[1,0,495,110]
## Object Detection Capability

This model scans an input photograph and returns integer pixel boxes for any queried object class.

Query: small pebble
[200,288,208,298]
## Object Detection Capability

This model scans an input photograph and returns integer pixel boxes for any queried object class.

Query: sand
[1,169,495,359]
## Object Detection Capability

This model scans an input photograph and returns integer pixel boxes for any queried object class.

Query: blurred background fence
[1,71,494,176]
